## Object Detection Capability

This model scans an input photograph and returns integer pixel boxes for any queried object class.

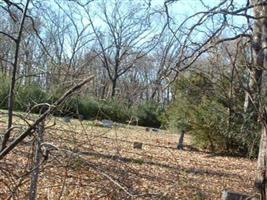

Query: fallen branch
[0,76,94,160]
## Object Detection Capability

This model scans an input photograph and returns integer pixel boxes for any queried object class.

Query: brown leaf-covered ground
[0,116,258,199]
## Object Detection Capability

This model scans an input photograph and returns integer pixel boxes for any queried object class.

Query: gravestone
[63,116,71,123]
[133,142,143,149]
[101,119,113,128]
[78,114,84,121]
[152,128,159,132]
[221,190,259,200]
[94,120,103,127]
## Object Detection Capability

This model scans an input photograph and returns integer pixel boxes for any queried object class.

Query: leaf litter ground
[0,116,257,199]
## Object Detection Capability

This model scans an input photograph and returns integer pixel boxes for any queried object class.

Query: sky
[1,0,250,61]
[164,0,250,39]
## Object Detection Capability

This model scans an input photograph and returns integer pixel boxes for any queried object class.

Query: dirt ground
[0,116,257,199]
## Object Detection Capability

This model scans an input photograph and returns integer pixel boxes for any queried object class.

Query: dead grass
[0,115,257,199]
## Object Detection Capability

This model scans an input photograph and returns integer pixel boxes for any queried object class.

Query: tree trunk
[244,0,262,116]
[254,1,267,198]
[101,84,107,99]
[29,121,44,200]
[1,0,30,150]
[111,79,117,97]
[255,123,267,200]
[177,130,185,150]
[0,76,94,160]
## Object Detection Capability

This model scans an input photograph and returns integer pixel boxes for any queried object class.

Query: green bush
[77,97,99,119]
[51,96,133,123]
[135,101,164,128]
[0,80,164,127]
[164,96,192,133]
[98,99,132,122]
[190,98,234,151]
[16,84,48,112]
[165,73,260,157]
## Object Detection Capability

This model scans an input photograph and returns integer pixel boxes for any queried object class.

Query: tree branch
[0,76,94,160]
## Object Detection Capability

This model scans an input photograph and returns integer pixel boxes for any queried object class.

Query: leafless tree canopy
[1,0,267,199]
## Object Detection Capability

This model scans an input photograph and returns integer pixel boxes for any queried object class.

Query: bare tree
[83,0,162,97]
[164,0,267,198]
[0,0,31,150]
[38,1,94,90]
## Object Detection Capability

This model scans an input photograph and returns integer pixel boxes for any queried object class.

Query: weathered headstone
[152,128,159,132]
[78,114,84,121]
[221,190,258,200]
[63,116,71,123]
[94,120,103,127]
[133,142,143,149]
[101,119,113,128]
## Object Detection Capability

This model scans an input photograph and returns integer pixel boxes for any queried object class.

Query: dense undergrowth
[0,72,261,158]
[0,77,163,128]
[164,73,261,158]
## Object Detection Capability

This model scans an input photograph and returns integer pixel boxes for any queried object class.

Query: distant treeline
[0,79,164,128]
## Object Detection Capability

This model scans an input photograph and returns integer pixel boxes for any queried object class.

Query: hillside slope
[0,118,257,199]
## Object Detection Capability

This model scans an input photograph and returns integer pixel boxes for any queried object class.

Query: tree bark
[253,0,267,198]
[1,0,31,150]
[29,121,44,200]
[244,0,263,116]
[255,124,267,199]
[111,79,117,97]
[177,130,185,150]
